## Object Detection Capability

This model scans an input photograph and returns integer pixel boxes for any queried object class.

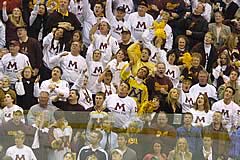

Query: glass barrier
[0,112,239,160]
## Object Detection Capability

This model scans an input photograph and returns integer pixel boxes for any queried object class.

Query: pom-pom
[179,52,192,70]
[152,21,167,40]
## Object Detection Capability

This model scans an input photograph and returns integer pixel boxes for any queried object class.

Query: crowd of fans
[0,0,239,159]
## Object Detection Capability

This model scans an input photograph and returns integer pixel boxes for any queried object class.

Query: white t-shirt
[2,105,25,123]
[190,108,214,127]
[6,145,37,160]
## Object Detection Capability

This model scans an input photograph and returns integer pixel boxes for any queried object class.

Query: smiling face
[23,67,32,79]
[178,37,186,50]
[93,50,102,61]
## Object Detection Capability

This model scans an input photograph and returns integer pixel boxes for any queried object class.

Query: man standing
[5,131,37,160]
[27,91,58,126]
[17,26,42,76]
[45,0,81,42]
[77,130,108,160]
[146,62,173,102]
[176,112,202,157]
[212,86,240,132]
[124,0,154,41]
[104,81,137,129]
[50,41,88,86]
[0,41,30,85]
[116,133,137,160]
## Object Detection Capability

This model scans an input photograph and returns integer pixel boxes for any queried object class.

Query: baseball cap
[121,27,131,34]
[138,0,148,7]
[116,6,126,13]
[13,108,23,114]
[9,40,20,47]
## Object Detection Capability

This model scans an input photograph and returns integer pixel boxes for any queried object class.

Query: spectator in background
[189,93,213,127]
[176,112,202,157]
[5,131,37,160]
[45,0,82,43]
[116,133,137,160]
[143,140,167,160]
[17,26,43,77]
[2,93,24,123]
[150,112,176,154]
[0,40,31,86]
[41,27,66,81]
[48,110,72,160]
[49,41,88,86]
[146,62,173,102]
[203,111,231,159]
[15,66,39,110]
[212,50,234,88]
[77,130,108,160]
[2,1,26,44]
[191,32,218,74]
[124,0,154,41]
[104,81,137,129]
[181,52,204,85]
[39,66,70,103]
[208,11,231,50]
[178,2,208,49]
[0,76,16,108]
[168,137,192,160]
[189,70,217,104]
[218,69,240,105]
[27,91,58,126]
[212,86,240,132]
[28,1,48,41]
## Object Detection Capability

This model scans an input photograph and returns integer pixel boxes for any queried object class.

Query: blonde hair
[8,8,25,27]
[167,88,180,105]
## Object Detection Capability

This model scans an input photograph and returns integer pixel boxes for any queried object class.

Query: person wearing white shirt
[0,19,5,48]
[124,0,154,41]
[189,93,213,127]
[49,41,88,85]
[0,40,31,85]
[39,66,70,103]
[6,130,37,160]
[180,77,194,113]
[104,81,137,129]
[107,49,128,87]
[88,18,120,66]
[212,86,240,132]
[189,70,217,103]
[2,93,25,123]
[106,0,126,42]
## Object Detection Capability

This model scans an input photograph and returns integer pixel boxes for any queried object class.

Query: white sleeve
[0,20,6,48]
[105,0,117,25]
[111,37,120,54]
[15,81,25,96]
[43,33,54,48]
[164,25,173,51]
[212,65,221,79]
[82,0,96,24]
[33,82,40,97]
[29,2,39,26]
[49,53,62,64]
[123,14,132,31]
[2,7,8,22]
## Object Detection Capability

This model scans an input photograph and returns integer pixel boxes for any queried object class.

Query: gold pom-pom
[180,52,192,70]
[152,21,166,40]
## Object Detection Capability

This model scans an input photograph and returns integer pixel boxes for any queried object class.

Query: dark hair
[142,47,151,56]
[230,69,240,78]
[52,66,63,75]
[225,86,236,95]
[51,27,66,52]
[70,89,80,101]
[167,49,179,65]
[184,112,193,119]
[95,91,106,100]
[175,35,189,50]
[121,81,131,90]
[139,66,149,79]
[194,93,210,113]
